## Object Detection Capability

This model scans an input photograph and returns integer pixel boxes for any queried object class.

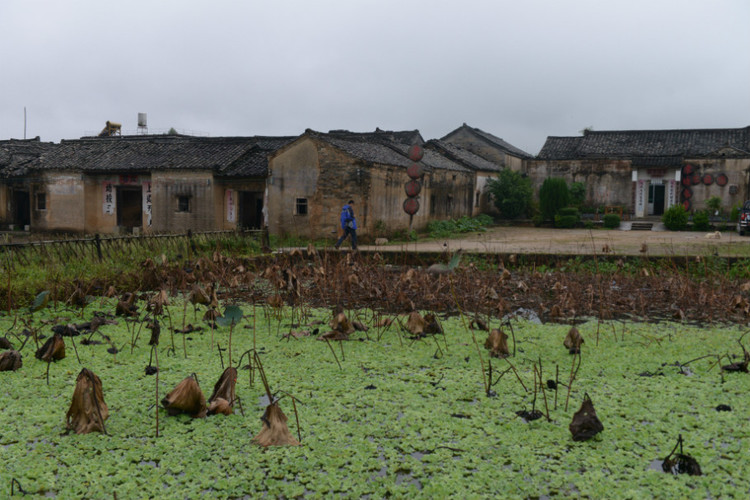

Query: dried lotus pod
[563,326,584,354]
[162,375,207,418]
[569,393,604,441]
[35,333,66,362]
[253,401,300,447]
[484,329,509,358]
[66,368,108,434]
[0,350,22,371]
[207,367,237,416]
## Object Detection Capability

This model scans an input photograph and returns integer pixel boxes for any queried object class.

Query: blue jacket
[340,204,357,230]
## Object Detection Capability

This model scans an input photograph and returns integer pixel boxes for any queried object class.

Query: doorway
[13,191,30,228]
[648,184,665,216]
[239,191,263,229]
[116,187,143,231]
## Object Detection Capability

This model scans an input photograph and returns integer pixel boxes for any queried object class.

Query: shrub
[532,215,543,227]
[730,204,741,222]
[569,182,586,208]
[486,169,532,219]
[662,204,688,231]
[603,214,620,229]
[706,196,722,214]
[539,178,570,221]
[692,210,711,231]
[557,207,580,217]
[554,215,579,228]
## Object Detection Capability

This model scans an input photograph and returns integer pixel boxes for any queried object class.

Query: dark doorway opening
[239,191,263,229]
[116,187,143,231]
[13,191,30,228]
[649,184,665,216]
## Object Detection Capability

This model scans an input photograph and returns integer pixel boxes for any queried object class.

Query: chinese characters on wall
[103,182,115,215]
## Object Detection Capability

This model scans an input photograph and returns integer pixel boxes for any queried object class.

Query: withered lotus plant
[484,329,509,359]
[147,320,161,346]
[253,401,301,447]
[0,350,22,371]
[115,292,138,317]
[320,311,354,340]
[423,314,443,334]
[564,326,584,354]
[251,350,300,447]
[66,368,108,434]
[161,374,207,418]
[569,393,604,441]
[207,367,237,416]
[405,311,426,337]
[662,434,702,476]
[35,333,65,362]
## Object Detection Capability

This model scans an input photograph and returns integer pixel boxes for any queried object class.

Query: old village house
[529,127,750,217]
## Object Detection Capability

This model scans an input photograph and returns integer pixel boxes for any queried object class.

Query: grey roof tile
[537,127,750,160]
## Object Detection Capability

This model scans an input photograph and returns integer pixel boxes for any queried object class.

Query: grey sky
[2,0,748,155]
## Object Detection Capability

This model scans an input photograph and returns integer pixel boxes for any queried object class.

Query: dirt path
[362,225,749,257]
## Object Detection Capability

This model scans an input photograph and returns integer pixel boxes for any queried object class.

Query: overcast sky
[1,0,748,155]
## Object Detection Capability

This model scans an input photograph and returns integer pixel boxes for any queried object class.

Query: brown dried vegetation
[161,375,207,418]
[66,368,109,434]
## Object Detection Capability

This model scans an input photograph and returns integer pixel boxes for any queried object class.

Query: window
[36,192,46,211]
[295,198,308,215]
[177,195,190,213]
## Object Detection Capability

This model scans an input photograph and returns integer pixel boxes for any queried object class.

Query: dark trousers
[335,227,357,249]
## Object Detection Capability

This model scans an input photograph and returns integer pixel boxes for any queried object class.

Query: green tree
[569,181,586,208]
[539,178,570,221]
[486,169,532,219]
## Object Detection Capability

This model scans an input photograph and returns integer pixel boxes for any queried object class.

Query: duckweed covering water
[1,302,748,498]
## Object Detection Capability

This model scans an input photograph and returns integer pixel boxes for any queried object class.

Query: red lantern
[691,173,700,185]
[408,145,424,162]
[407,163,423,179]
[716,173,728,187]
[702,174,713,185]
[681,176,691,186]
[404,180,422,197]
[403,198,420,215]
[681,188,692,199]
[683,164,694,175]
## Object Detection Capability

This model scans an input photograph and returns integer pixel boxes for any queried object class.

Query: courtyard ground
[361,224,749,257]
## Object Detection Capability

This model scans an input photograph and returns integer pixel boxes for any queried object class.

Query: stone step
[630,222,654,231]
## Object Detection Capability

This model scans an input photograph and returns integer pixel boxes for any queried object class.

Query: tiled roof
[424,139,503,172]
[537,127,750,160]
[0,138,57,177]
[34,135,294,177]
[306,130,471,173]
[326,128,424,145]
[441,124,534,159]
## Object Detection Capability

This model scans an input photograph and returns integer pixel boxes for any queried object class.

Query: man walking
[334,199,357,250]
